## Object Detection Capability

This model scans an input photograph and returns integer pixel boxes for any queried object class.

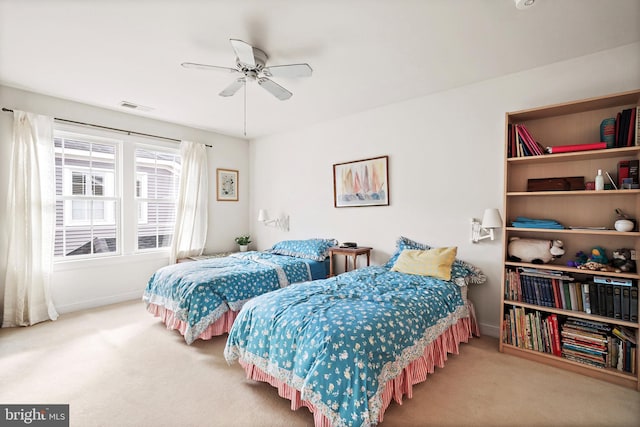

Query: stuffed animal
[576,246,613,271]
[611,248,636,272]
[567,251,588,268]
[507,238,565,264]
[588,246,608,264]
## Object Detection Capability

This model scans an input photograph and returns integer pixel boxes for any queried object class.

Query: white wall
[0,86,249,315]
[249,42,640,337]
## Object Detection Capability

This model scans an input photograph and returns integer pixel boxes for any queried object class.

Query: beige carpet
[1,300,638,427]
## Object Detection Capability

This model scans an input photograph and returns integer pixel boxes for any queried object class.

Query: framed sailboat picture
[333,155,389,207]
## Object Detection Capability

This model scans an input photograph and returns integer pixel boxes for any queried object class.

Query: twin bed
[143,239,336,344]
[144,237,485,426]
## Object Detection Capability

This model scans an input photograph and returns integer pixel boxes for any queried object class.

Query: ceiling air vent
[119,101,153,112]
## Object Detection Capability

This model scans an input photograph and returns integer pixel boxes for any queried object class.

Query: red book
[545,142,607,154]
[549,314,562,357]
[618,160,630,188]
[518,124,544,155]
[551,278,561,309]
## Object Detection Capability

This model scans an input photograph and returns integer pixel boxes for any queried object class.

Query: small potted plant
[235,234,251,252]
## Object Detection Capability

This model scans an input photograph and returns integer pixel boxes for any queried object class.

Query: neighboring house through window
[135,148,181,250]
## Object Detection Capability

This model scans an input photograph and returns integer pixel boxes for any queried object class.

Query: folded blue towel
[512,216,564,229]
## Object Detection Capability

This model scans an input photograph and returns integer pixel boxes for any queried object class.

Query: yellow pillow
[390,247,458,280]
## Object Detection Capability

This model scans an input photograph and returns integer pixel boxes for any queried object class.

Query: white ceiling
[1,0,639,140]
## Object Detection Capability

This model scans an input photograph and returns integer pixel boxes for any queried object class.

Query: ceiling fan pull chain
[244,79,247,137]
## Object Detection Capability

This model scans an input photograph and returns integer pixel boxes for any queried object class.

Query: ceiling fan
[181,39,312,101]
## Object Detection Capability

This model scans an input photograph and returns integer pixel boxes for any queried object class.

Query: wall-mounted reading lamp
[258,209,289,232]
[471,208,503,243]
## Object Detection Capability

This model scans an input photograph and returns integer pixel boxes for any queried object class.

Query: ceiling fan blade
[181,62,239,73]
[230,39,256,68]
[219,78,245,97]
[257,78,292,100]
[263,64,313,78]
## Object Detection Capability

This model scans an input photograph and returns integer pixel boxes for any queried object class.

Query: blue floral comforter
[143,252,312,344]
[224,266,468,427]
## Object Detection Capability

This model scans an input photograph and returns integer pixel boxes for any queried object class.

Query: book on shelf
[631,286,638,322]
[544,142,607,154]
[630,159,639,185]
[504,308,562,357]
[508,124,545,158]
[628,107,636,147]
[561,318,610,369]
[598,284,607,316]
[504,268,637,321]
[636,105,640,146]
[618,160,630,188]
[605,284,615,318]
[581,283,591,314]
[588,282,599,316]
[616,108,636,148]
[613,105,639,148]
[621,286,630,321]
[611,326,637,345]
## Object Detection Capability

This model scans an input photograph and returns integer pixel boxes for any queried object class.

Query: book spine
[622,286,630,321]
[606,284,615,318]
[563,282,572,310]
[636,105,640,147]
[588,282,599,316]
[630,159,639,185]
[569,283,578,312]
[629,106,636,147]
[630,286,638,322]
[551,278,561,309]
[613,285,622,319]
[598,283,607,316]
[582,283,591,314]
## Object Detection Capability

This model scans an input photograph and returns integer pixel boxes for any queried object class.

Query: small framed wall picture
[216,168,239,201]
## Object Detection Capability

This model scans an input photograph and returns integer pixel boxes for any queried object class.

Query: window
[53,126,182,260]
[135,147,181,250]
[54,132,119,258]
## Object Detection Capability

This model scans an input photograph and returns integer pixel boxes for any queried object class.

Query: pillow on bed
[390,247,457,280]
[384,236,487,285]
[269,238,338,261]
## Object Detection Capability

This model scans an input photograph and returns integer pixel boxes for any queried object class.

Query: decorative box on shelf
[527,177,585,192]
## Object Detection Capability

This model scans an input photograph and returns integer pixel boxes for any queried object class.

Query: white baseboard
[55,291,142,314]
[479,322,500,338]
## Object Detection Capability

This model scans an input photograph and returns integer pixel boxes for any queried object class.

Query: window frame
[54,127,122,260]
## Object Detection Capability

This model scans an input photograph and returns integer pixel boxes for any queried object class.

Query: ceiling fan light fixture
[245,70,258,82]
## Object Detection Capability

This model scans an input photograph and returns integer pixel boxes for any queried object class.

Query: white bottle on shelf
[595,169,604,191]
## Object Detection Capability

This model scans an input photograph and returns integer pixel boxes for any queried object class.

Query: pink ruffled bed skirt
[239,315,476,427]
[146,303,239,340]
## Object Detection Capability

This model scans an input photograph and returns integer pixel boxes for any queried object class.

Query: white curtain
[170,140,209,262]
[2,110,58,327]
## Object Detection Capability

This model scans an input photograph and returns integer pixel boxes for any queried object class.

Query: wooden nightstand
[328,246,372,277]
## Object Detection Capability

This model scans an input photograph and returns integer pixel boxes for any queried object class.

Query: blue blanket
[143,252,312,344]
[224,266,468,427]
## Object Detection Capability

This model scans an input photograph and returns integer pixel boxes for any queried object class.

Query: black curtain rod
[1,107,212,148]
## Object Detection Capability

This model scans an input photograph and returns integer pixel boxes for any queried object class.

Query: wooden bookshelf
[499,89,640,391]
